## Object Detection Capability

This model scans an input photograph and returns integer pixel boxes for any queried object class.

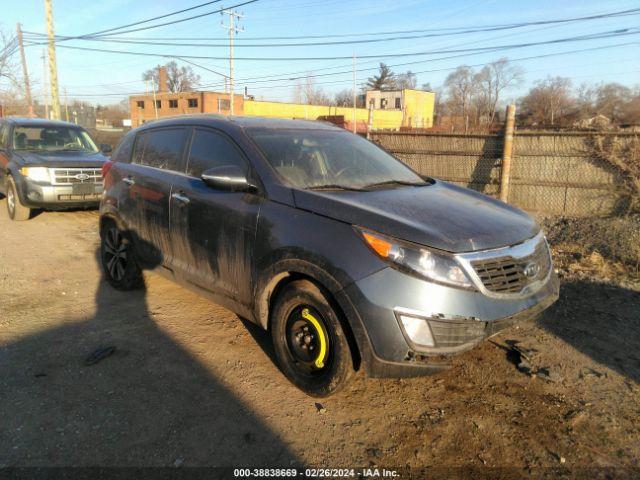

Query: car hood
[292,180,539,253]
[15,150,108,168]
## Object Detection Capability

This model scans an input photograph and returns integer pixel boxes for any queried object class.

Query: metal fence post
[500,104,516,203]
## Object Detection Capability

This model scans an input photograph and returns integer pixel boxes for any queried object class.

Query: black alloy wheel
[103,227,128,282]
[100,221,144,290]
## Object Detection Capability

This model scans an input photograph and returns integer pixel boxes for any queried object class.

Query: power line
[24,7,640,45]
[26,1,226,45]
[30,22,631,48]
[61,41,639,97]
[76,1,225,39]
[25,0,260,45]
[39,28,640,61]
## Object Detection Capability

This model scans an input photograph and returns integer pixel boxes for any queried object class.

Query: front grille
[51,168,102,185]
[471,239,551,294]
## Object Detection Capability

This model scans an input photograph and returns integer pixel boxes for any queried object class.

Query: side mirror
[201,165,257,192]
[100,143,113,154]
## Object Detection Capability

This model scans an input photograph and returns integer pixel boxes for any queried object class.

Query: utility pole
[16,23,34,116]
[499,104,516,203]
[41,49,49,119]
[64,87,69,121]
[151,77,159,120]
[352,53,357,134]
[44,0,61,120]
[221,8,244,116]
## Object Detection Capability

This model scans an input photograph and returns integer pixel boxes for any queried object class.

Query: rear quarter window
[111,132,135,163]
[0,124,7,147]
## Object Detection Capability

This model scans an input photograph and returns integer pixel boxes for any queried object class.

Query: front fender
[254,254,381,375]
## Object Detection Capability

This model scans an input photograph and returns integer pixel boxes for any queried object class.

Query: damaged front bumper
[343,261,559,378]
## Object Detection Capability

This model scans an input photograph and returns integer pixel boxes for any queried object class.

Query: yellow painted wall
[244,100,404,130]
[402,89,435,128]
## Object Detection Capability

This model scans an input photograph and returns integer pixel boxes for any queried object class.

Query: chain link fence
[371,130,638,216]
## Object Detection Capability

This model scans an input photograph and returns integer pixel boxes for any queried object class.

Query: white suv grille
[51,168,103,186]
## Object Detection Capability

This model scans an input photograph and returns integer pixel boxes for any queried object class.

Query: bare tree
[334,89,353,107]
[142,61,201,93]
[444,66,478,131]
[575,83,597,120]
[0,28,18,91]
[575,82,640,125]
[395,71,417,90]
[594,83,633,123]
[474,58,524,125]
[620,92,640,125]
[519,76,574,126]
[294,75,331,106]
[365,63,396,91]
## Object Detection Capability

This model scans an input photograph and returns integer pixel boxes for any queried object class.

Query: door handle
[123,176,135,186]
[172,192,190,205]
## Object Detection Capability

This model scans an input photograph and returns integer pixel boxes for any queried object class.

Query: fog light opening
[399,314,435,348]
[27,190,41,202]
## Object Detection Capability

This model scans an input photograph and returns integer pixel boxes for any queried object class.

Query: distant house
[364,89,435,129]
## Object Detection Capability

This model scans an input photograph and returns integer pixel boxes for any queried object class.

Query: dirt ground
[1,204,639,478]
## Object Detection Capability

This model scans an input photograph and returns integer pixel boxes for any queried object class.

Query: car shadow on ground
[537,278,640,384]
[28,205,100,220]
[0,248,299,468]
[238,317,279,368]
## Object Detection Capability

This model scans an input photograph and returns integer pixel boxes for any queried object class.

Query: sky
[3,0,640,106]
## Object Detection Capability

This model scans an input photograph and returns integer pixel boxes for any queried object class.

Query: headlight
[356,227,473,289]
[19,167,52,183]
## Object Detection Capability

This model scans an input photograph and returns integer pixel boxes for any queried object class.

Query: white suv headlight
[356,227,473,289]
[20,167,52,183]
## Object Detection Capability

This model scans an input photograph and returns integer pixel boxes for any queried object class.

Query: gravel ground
[0,205,639,478]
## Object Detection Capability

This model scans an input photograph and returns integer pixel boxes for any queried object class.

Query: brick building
[129,68,435,130]
[130,90,243,127]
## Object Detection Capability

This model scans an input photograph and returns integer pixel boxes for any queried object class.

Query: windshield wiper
[362,179,427,190]
[306,184,368,192]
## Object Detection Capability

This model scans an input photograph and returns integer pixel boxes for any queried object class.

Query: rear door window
[186,128,247,178]
[132,127,188,172]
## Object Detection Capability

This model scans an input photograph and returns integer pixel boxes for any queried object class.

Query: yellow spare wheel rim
[286,306,329,371]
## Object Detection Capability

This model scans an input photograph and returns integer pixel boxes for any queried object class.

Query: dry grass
[588,134,640,213]
[542,215,640,282]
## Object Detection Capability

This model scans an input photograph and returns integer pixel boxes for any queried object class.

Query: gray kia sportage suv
[99,115,559,397]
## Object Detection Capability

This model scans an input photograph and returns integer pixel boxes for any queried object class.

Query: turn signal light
[361,231,393,258]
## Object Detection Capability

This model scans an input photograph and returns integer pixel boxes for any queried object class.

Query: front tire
[6,176,31,221]
[100,221,144,290]
[271,280,354,397]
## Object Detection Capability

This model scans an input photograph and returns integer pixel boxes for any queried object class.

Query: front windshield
[12,126,99,153]
[247,128,425,190]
